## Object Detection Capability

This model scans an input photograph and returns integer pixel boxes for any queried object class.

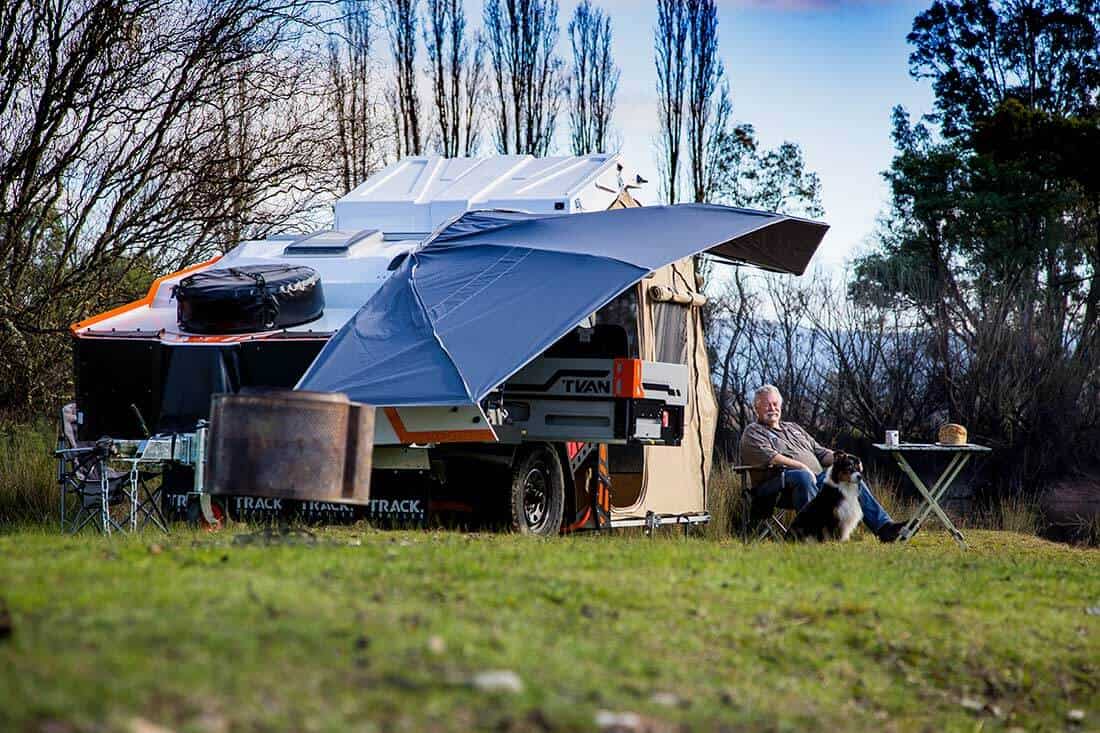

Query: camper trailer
[69,155,827,533]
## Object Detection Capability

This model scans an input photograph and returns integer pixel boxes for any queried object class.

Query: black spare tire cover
[174,265,324,334]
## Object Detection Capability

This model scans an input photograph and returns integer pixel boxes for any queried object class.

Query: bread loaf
[937,423,968,445]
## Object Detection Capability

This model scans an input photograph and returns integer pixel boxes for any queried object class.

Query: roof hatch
[283,229,383,257]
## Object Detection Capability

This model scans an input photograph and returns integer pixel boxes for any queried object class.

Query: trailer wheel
[509,445,565,535]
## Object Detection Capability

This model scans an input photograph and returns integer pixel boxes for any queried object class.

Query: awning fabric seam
[407,253,478,405]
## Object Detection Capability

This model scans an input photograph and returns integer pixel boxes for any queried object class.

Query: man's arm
[739,425,777,468]
[769,453,817,473]
[800,425,834,467]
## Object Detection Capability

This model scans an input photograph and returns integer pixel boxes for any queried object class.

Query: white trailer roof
[73,155,649,342]
[335,154,643,235]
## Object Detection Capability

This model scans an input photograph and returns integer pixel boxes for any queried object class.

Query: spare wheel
[174,264,324,334]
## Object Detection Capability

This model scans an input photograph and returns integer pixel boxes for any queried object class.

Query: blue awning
[297,204,828,406]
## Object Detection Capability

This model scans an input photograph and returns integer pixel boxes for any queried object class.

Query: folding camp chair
[732,461,798,541]
[57,404,134,533]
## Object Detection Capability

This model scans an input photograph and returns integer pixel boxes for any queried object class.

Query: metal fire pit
[207,390,373,504]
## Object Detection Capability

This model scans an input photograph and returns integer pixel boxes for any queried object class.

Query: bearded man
[739,384,908,542]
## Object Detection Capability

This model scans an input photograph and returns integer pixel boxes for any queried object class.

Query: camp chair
[56,404,133,534]
[732,459,797,541]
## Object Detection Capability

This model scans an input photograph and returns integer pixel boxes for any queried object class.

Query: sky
[551,0,937,268]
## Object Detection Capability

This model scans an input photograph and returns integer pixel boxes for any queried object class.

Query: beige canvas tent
[602,192,717,523]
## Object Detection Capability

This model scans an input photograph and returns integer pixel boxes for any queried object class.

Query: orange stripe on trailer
[383,407,496,444]
[70,255,223,334]
[612,358,645,398]
[176,333,250,344]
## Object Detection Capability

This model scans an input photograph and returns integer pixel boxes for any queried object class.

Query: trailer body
[69,155,827,532]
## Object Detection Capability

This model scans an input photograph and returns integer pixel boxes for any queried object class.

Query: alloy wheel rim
[523,465,549,529]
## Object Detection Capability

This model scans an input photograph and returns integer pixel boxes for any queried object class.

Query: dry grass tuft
[705,460,749,539]
[0,419,57,525]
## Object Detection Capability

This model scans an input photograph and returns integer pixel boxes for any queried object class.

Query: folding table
[113,438,174,532]
[872,442,991,549]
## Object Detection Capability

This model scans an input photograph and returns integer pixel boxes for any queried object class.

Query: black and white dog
[789,452,864,542]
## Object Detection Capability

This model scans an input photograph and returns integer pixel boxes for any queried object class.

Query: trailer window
[652,302,688,365]
[593,285,639,358]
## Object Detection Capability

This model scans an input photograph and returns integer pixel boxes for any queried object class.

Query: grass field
[1,525,1096,733]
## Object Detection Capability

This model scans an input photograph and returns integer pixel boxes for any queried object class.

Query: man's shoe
[877,520,912,543]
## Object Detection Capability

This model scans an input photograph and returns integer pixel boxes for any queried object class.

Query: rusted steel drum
[206,390,373,504]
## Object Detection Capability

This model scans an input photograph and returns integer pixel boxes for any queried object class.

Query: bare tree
[207,54,340,246]
[381,0,422,156]
[328,0,390,193]
[483,0,566,155]
[424,0,484,157]
[567,0,619,155]
[654,0,688,204]
[686,0,721,203]
[463,34,487,156]
[709,269,760,459]
[0,0,330,413]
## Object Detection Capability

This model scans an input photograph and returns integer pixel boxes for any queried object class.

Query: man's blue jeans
[751,468,892,533]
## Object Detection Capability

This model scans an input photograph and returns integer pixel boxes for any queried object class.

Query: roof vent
[283,229,383,256]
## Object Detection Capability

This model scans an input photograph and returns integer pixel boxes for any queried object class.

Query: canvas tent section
[299,202,827,409]
[633,257,717,517]
[603,193,717,518]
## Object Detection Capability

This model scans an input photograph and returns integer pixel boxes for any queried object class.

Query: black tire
[509,444,565,535]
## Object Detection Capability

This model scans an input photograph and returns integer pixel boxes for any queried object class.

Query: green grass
[0,526,1096,732]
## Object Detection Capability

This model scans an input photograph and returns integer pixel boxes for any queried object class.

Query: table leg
[890,452,969,549]
[910,451,963,526]
[892,453,941,541]
[912,454,969,529]
[100,459,111,535]
[130,462,139,532]
[920,455,970,548]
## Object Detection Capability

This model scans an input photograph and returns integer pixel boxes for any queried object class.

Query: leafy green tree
[706,115,823,218]
[908,0,1099,139]
[854,0,1100,486]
